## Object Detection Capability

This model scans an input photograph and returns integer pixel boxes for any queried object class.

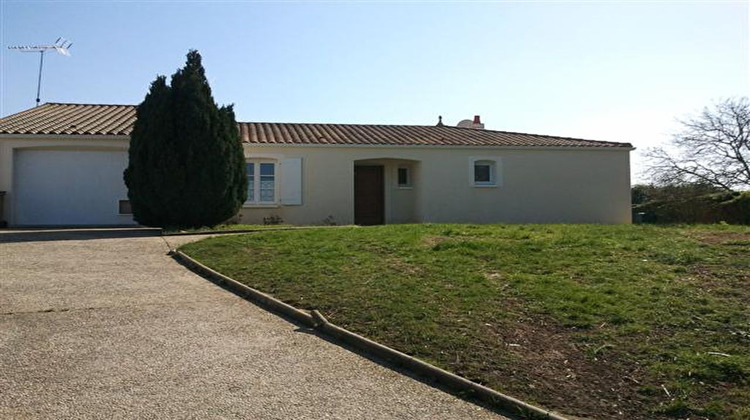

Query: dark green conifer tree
[124,50,247,228]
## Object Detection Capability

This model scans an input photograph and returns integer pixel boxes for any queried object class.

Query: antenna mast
[8,38,73,107]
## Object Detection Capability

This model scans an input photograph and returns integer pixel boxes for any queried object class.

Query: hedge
[633,191,750,225]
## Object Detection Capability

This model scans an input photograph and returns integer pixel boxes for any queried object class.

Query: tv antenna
[8,38,73,107]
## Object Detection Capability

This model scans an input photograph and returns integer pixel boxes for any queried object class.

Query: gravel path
[0,229,507,419]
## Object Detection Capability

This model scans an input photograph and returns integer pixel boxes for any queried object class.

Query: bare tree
[646,97,750,191]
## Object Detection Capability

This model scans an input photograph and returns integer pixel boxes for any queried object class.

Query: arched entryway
[353,158,419,225]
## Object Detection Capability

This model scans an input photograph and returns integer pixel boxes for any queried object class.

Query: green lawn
[180,224,750,419]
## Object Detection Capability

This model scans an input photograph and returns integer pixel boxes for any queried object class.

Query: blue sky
[2,1,748,182]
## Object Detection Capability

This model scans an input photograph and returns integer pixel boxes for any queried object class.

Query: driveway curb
[172,250,316,327]
[172,249,569,420]
[162,225,357,237]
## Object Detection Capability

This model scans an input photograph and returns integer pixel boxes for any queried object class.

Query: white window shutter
[280,158,302,205]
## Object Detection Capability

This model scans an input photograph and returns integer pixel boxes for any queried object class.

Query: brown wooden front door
[354,165,384,225]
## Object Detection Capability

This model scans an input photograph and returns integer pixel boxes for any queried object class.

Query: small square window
[397,167,410,187]
[474,164,491,183]
[471,158,499,187]
[118,200,132,215]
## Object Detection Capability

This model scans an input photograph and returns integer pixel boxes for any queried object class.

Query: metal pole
[35,50,44,107]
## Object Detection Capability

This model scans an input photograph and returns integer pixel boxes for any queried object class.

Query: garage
[13,149,135,226]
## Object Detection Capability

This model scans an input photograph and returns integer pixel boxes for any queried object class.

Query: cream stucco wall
[0,135,632,226]
[240,144,632,225]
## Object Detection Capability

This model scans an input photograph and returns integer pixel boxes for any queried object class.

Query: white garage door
[14,149,135,226]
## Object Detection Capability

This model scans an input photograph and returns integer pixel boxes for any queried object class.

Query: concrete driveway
[0,229,507,419]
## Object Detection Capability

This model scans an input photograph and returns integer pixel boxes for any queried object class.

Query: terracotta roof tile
[0,103,632,148]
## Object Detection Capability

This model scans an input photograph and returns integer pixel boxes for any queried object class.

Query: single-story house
[0,103,633,227]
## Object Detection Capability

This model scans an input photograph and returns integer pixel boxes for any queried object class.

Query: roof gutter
[241,142,636,152]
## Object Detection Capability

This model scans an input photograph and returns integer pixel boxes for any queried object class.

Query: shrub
[634,191,750,224]
[124,50,247,228]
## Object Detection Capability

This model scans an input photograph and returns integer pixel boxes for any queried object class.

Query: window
[260,163,275,202]
[474,162,492,184]
[397,167,411,188]
[118,200,132,215]
[246,160,276,204]
[246,162,255,202]
[470,158,500,187]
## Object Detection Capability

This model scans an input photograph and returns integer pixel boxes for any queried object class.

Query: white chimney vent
[457,115,484,129]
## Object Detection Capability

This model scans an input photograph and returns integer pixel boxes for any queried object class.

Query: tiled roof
[0,103,632,148]
[0,103,135,136]
[238,122,630,148]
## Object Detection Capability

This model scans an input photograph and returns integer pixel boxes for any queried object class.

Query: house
[0,103,633,227]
